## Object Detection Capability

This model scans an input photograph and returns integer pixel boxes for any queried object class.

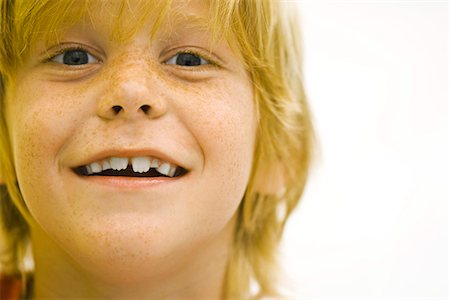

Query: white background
[280,1,448,299]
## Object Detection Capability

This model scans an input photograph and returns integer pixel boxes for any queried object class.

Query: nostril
[140,105,150,114]
[112,106,122,114]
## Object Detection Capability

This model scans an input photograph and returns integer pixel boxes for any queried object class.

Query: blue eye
[51,49,99,65]
[165,52,209,66]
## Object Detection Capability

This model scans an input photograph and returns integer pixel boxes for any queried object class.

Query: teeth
[131,157,151,173]
[157,162,171,176]
[102,160,112,171]
[169,165,177,177]
[110,157,128,171]
[90,162,102,173]
[150,158,159,168]
[81,156,184,177]
[86,165,93,175]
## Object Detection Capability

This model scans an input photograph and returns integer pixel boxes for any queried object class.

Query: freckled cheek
[8,86,85,186]
[192,82,257,181]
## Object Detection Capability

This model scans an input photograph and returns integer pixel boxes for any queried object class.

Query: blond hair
[0,0,315,298]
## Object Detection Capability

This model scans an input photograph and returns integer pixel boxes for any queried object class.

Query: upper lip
[70,148,190,171]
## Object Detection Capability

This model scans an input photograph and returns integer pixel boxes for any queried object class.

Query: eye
[51,49,99,65]
[165,52,210,67]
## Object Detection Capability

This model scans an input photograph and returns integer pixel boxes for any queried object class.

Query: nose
[97,78,167,121]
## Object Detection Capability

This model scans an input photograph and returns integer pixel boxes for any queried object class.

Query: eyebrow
[165,11,211,33]
[37,2,217,56]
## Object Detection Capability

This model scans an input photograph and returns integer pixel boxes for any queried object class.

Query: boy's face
[5,0,256,281]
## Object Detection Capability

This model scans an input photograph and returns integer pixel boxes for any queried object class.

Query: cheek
[179,78,257,214]
[9,80,83,156]
[6,79,85,209]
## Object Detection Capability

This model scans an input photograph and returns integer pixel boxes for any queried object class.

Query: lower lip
[76,174,185,189]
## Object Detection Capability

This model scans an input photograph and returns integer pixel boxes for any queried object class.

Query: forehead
[59,0,211,42]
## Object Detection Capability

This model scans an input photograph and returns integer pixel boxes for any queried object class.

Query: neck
[30,221,234,300]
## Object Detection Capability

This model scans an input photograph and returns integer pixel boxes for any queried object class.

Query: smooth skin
[5,0,257,298]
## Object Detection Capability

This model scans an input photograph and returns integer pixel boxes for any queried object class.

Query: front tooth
[131,157,151,173]
[90,162,102,173]
[110,157,128,171]
[157,162,171,176]
[102,160,112,171]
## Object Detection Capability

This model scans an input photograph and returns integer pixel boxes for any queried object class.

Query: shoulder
[0,272,22,300]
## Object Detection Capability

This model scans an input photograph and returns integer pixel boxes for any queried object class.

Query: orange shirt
[0,273,32,300]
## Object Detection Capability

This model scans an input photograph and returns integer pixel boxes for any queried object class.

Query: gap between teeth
[85,157,178,177]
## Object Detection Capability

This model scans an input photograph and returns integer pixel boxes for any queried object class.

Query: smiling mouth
[72,156,189,179]
[73,165,188,178]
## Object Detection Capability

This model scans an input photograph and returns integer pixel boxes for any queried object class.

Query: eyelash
[45,46,218,68]
[165,49,216,67]
[45,46,100,64]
